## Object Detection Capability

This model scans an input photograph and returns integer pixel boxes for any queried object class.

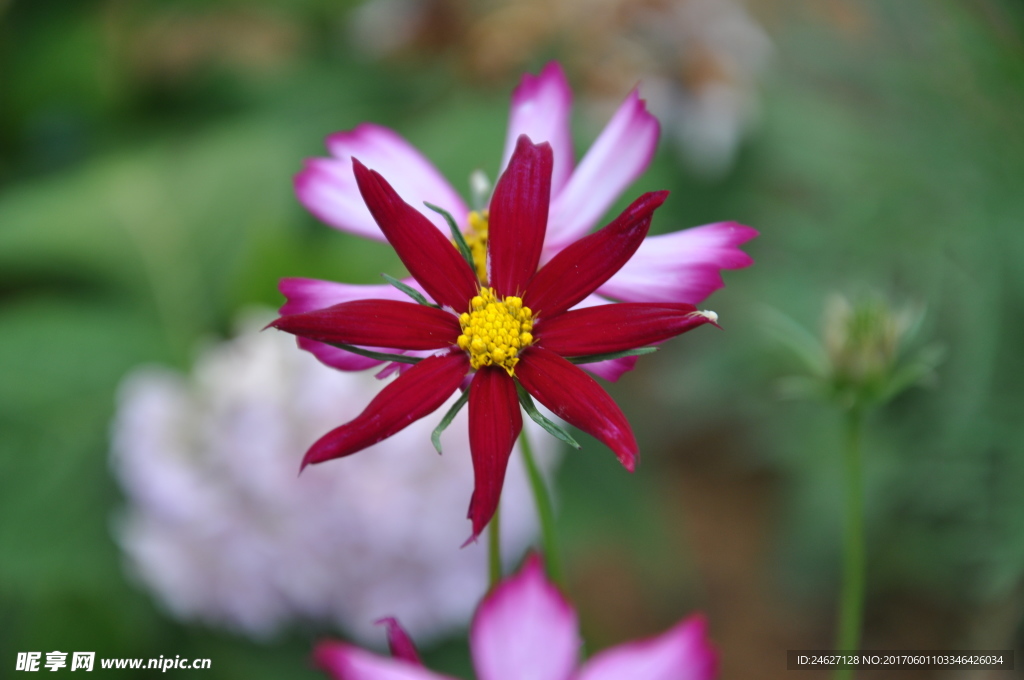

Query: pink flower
[314,556,718,680]
[289,62,756,381]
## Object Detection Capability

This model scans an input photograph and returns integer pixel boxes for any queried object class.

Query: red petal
[516,347,637,470]
[375,617,422,665]
[488,135,553,297]
[302,352,470,468]
[524,191,668,319]
[535,302,710,356]
[271,299,460,350]
[467,367,523,541]
[353,159,478,312]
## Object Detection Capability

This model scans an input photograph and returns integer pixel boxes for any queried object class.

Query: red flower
[272,135,715,540]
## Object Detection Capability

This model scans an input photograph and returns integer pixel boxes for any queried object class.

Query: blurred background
[2,0,1024,678]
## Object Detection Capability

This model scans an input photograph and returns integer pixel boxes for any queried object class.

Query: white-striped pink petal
[559,293,639,382]
[596,222,758,305]
[574,616,718,680]
[295,124,467,240]
[579,355,639,382]
[279,278,423,371]
[279,278,412,315]
[315,642,455,680]
[501,62,574,196]
[471,555,580,680]
[545,90,660,254]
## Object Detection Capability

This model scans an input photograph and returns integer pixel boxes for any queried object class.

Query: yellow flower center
[457,287,534,375]
[464,210,489,285]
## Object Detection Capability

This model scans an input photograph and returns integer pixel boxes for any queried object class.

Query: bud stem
[834,407,865,679]
[488,504,502,588]
[520,428,563,587]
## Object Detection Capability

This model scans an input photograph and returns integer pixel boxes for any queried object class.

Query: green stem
[834,407,865,680]
[488,503,502,588]
[520,428,563,586]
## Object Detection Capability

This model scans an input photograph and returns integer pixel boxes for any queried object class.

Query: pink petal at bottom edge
[375,617,422,665]
[470,555,581,680]
[314,641,453,680]
[574,615,718,680]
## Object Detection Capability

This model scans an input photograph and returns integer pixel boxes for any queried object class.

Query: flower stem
[488,504,502,588]
[834,407,865,680]
[519,428,562,586]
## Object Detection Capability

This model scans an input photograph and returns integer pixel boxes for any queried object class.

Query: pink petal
[515,348,638,471]
[376,618,422,665]
[558,294,639,382]
[488,136,553,297]
[271,299,460,351]
[574,615,718,680]
[545,90,660,254]
[580,355,639,382]
[279,277,418,315]
[302,351,469,468]
[597,222,758,305]
[297,336,389,371]
[466,368,523,541]
[471,555,580,680]
[501,63,574,196]
[280,278,425,371]
[296,123,467,241]
[524,192,668,320]
[314,641,453,680]
[354,159,480,312]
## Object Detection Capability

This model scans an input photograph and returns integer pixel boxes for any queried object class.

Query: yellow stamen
[463,210,489,285]
[457,287,534,375]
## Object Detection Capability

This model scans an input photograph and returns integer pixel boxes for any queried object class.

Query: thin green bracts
[519,428,562,586]
[424,202,474,270]
[431,388,470,454]
[324,343,421,365]
[515,382,581,450]
[565,346,658,365]
[381,273,437,308]
[489,504,502,588]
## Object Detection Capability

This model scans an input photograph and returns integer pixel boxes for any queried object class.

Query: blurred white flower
[111,309,558,644]
[629,0,771,177]
[346,0,770,177]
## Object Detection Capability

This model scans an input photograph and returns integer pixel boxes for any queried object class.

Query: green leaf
[432,388,470,454]
[381,273,437,307]
[515,383,581,450]
[760,307,830,377]
[565,346,658,365]
[424,202,474,270]
[323,343,422,365]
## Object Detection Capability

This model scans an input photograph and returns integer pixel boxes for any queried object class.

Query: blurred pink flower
[290,61,756,381]
[314,555,718,680]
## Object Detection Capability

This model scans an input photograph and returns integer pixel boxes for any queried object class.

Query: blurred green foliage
[2,0,1024,676]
